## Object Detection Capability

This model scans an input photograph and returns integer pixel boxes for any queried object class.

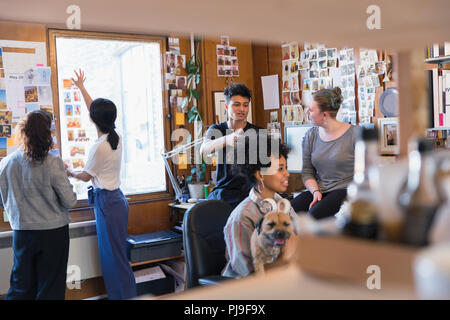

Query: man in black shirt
[200,83,262,209]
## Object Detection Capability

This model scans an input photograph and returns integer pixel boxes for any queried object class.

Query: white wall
[0,225,102,295]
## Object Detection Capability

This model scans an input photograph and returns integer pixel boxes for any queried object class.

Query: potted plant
[186,162,207,199]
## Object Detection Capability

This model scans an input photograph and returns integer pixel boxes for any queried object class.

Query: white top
[84,133,122,190]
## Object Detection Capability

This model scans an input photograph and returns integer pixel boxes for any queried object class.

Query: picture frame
[213,91,253,124]
[378,117,399,155]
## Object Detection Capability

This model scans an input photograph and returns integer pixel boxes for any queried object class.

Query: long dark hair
[21,110,53,164]
[89,98,119,150]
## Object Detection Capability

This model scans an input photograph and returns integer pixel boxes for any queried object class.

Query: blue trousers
[6,225,69,300]
[93,188,136,300]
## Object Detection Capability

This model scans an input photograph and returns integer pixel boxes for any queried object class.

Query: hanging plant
[182,55,202,130]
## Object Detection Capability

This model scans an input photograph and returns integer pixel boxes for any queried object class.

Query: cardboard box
[296,234,418,288]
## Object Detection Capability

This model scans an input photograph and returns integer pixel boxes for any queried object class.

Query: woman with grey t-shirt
[291,87,357,219]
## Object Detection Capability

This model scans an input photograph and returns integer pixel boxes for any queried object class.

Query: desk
[168,202,195,223]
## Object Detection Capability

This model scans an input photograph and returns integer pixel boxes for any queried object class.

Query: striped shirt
[222,188,297,278]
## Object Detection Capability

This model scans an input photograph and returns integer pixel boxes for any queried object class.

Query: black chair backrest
[183,200,233,288]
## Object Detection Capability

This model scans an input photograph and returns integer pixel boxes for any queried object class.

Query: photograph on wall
[176,76,187,90]
[37,85,52,105]
[229,47,237,57]
[74,104,81,116]
[232,66,239,77]
[67,130,74,141]
[282,44,290,60]
[318,48,327,59]
[300,50,309,61]
[70,145,85,157]
[24,86,38,103]
[0,111,12,124]
[217,45,225,56]
[289,42,299,60]
[72,158,85,169]
[303,79,311,91]
[0,48,3,69]
[220,35,230,46]
[290,74,299,91]
[270,111,278,123]
[0,89,6,109]
[168,37,180,55]
[282,61,290,77]
[65,104,73,116]
[176,54,186,70]
[282,77,290,92]
[282,92,291,105]
[290,91,301,104]
[26,103,39,113]
[165,52,176,73]
[0,124,12,138]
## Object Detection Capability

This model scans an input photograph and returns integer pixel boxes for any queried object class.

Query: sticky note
[176,112,185,125]
[178,153,187,170]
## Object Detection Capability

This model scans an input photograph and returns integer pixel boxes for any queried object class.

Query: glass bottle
[343,127,379,239]
[398,138,440,246]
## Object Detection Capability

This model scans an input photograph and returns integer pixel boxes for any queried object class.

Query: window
[49,30,169,201]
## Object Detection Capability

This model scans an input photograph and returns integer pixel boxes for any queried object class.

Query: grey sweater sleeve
[51,157,77,209]
[301,128,316,184]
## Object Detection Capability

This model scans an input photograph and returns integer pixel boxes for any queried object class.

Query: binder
[432,68,440,127]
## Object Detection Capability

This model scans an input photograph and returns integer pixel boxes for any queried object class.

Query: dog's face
[256,211,293,248]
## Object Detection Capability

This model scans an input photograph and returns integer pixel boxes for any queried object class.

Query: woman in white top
[67,70,136,300]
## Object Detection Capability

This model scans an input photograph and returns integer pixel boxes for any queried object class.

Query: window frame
[48,28,175,209]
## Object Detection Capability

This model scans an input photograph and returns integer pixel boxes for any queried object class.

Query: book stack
[427,69,450,128]
[426,42,450,59]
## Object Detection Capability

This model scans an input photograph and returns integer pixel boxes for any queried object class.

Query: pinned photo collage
[281,41,303,124]
[337,48,357,125]
[282,105,305,125]
[217,35,239,77]
[299,42,336,95]
[61,76,90,171]
[23,67,54,119]
[357,49,383,124]
[0,48,4,79]
[165,37,188,115]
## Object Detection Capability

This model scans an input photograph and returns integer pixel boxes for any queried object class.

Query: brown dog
[251,210,294,274]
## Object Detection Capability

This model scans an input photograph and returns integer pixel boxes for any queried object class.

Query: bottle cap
[359,127,378,141]
[418,139,434,153]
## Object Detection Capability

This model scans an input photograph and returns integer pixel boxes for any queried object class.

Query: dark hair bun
[331,87,343,109]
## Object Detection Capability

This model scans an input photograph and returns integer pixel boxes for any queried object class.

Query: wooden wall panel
[0,21,46,42]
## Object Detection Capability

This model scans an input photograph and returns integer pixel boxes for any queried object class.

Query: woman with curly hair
[222,135,298,278]
[291,87,358,219]
[0,110,77,300]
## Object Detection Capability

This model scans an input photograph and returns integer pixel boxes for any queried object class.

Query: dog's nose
[275,230,285,239]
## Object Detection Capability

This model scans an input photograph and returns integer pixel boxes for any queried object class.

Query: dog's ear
[277,198,291,214]
[290,214,299,235]
[256,218,264,235]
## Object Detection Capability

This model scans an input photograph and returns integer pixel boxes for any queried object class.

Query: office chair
[183,200,234,288]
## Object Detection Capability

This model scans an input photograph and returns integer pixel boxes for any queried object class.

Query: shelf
[130,253,184,267]
[425,56,450,66]
[426,127,450,131]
